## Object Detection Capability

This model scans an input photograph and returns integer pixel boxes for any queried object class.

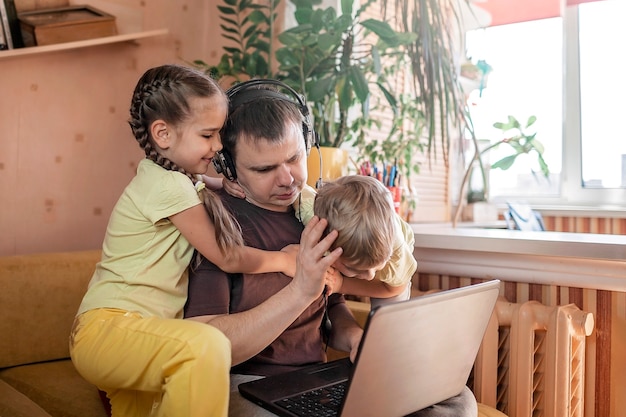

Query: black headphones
[212,79,319,182]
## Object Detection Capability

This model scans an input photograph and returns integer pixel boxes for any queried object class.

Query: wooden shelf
[0,28,168,59]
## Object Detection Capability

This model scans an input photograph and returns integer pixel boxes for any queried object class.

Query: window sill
[411,224,626,291]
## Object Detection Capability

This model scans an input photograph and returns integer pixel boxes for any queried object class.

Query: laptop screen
[239,280,500,417]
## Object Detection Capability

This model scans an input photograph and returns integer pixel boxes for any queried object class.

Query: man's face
[233,122,308,212]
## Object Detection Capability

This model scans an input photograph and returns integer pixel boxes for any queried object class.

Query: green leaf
[217,5,236,15]
[292,0,321,8]
[243,25,258,40]
[220,25,239,35]
[223,36,241,46]
[371,46,381,75]
[336,76,353,112]
[361,19,397,41]
[277,32,300,47]
[538,155,550,178]
[506,141,524,153]
[248,10,266,24]
[531,138,545,154]
[349,66,369,103]
[318,33,339,52]
[294,8,313,25]
[219,17,238,27]
[377,82,398,114]
[526,115,537,128]
[309,76,335,102]
[341,0,353,16]
[491,154,518,171]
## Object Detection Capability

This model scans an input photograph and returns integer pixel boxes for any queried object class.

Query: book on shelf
[0,17,8,50]
[0,0,12,49]
[2,0,22,48]
[0,0,23,49]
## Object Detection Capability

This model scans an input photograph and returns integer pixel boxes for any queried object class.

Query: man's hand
[291,217,343,301]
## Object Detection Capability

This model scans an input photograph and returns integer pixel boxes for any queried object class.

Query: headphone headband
[213,79,319,183]
[226,79,309,117]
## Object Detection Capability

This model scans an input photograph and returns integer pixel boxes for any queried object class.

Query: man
[185,80,477,416]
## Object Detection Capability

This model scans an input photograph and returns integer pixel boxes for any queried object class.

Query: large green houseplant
[197,0,472,208]
[198,0,415,149]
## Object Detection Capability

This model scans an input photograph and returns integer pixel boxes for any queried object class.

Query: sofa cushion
[0,250,101,368]
[0,359,108,417]
[0,379,52,417]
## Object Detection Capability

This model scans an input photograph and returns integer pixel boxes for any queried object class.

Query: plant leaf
[491,154,518,171]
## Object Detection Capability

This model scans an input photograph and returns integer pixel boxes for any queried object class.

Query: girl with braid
[70,65,300,417]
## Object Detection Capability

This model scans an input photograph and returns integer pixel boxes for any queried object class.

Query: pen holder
[387,186,402,213]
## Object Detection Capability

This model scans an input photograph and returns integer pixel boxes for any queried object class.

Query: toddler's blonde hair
[314,175,395,267]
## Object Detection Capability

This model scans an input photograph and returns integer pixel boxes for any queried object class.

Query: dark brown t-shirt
[184,190,345,376]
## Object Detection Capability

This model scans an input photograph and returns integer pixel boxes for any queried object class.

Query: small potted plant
[453,114,550,226]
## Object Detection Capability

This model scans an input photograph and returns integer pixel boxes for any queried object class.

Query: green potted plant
[197,0,473,213]
[452,114,550,225]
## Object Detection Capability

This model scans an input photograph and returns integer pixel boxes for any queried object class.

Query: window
[463,0,626,206]
[464,18,562,201]
[578,0,626,189]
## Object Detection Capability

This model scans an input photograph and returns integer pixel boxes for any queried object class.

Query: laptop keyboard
[275,381,347,416]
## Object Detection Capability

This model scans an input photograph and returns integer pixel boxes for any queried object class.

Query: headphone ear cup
[212,151,237,181]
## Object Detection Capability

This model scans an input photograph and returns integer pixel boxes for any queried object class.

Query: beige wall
[0,0,224,255]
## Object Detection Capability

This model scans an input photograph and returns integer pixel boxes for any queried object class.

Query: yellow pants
[70,308,231,417]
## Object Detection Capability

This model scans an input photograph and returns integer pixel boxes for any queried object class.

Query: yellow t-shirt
[77,159,202,319]
[293,184,417,287]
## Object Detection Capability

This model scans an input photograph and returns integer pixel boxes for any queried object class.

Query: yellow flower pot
[306,146,349,188]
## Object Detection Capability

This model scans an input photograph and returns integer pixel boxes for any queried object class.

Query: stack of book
[0,0,24,50]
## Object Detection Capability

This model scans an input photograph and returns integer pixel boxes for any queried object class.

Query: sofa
[0,249,508,417]
[0,250,108,417]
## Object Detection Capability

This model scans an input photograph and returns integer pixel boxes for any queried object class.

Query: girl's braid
[128,70,192,180]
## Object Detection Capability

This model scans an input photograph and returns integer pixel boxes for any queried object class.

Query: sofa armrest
[0,379,52,417]
[0,250,101,368]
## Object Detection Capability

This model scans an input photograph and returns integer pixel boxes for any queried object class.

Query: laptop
[238,280,500,417]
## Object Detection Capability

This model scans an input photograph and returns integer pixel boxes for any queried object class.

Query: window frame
[561,5,626,206]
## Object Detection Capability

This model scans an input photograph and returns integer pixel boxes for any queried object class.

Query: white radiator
[472,299,594,417]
